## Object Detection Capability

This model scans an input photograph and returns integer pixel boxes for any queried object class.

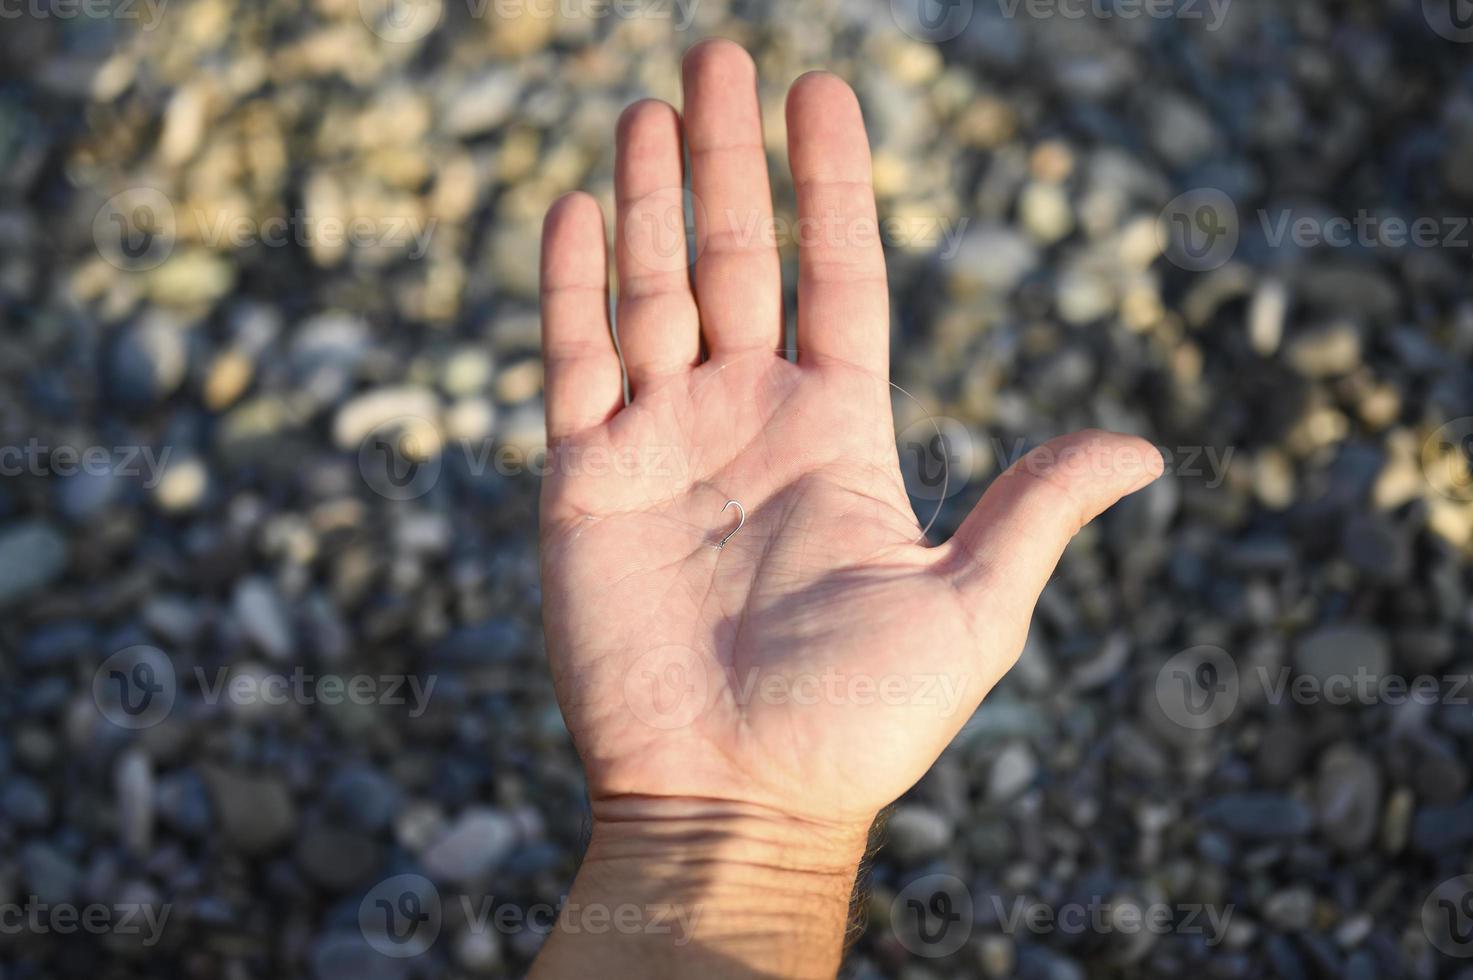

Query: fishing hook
[716,499,745,550]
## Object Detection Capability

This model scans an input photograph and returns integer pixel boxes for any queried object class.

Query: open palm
[538,41,1161,832]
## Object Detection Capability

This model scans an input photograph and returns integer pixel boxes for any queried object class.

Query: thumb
[944,429,1164,624]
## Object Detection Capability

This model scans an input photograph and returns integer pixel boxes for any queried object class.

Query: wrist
[533,795,873,979]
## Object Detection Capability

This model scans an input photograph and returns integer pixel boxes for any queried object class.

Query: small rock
[885,804,954,863]
[332,385,441,451]
[442,70,520,137]
[1263,886,1316,931]
[1340,513,1410,581]
[157,768,212,838]
[977,934,1016,978]
[295,824,382,891]
[420,807,519,883]
[153,457,209,512]
[1293,625,1390,690]
[1411,795,1473,853]
[202,767,297,855]
[1381,787,1413,854]
[116,749,155,855]
[456,928,501,973]
[324,765,402,832]
[20,842,80,905]
[1315,745,1381,851]
[232,577,295,661]
[1287,322,1362,378]
[20,622,96,667]
[1248,278,1288,356]
[0,520,68,605]
[2,775,51,828]
[945,225,1038,296]
[107,313,188,406]
[310,932,410,980]
[987,743,1039,803]
[1201,793,1313,839]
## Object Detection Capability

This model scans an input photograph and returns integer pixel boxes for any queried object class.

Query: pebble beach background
[3,0,1473,976]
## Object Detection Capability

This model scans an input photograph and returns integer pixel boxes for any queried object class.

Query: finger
[944,430,1164,626]
[614,99,701,393]
[540,192,622,441]
[786,71,889,376]
[682,38,783,356]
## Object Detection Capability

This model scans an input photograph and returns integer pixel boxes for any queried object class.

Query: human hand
[533,39,1161,977]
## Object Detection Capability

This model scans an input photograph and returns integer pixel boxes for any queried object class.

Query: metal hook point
[716,499,745,550]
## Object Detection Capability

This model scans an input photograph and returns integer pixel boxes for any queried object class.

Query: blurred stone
[0,520,67,605]
[108,314,188,406]
[420,807,519,883]
[1314,745,1380,852]
[233,577,295,661]
[885,805,953,863]
[203,768,297,855]
[1287,322,1361,378]
[1200,794,1313,839]
[116,749,155,855]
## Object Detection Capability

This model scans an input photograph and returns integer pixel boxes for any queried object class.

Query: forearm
[528,797,870,979]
